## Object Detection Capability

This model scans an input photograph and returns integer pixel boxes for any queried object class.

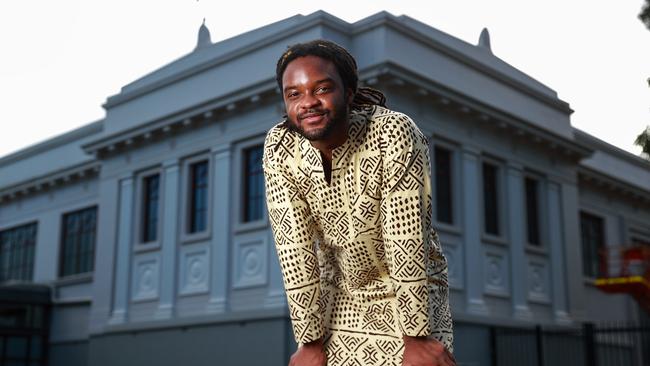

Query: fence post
[490,326,498,366]
[583,322,597,366]
[535,325,545,366]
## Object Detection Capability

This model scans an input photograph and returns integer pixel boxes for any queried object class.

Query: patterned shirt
[263,105,453,364]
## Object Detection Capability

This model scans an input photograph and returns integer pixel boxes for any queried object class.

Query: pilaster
[108,175,134,325]
[155,159,180,319]
[206,144,231,313]
[461,146,488,315]
[547,180,571,324]
[506,162,532,320]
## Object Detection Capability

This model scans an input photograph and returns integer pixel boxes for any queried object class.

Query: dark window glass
[483,162,499,235]
[0,223,37,282]
[434,146,453,224]
[142,174,160,242]
[525,177,540,245]
[243,146,264,222]
[60,206,97,277]
[580,212,604,277]
[189,161,209,233]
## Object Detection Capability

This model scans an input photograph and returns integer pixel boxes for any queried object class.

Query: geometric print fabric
[263,105,453,365]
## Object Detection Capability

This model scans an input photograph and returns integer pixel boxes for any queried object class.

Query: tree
[640,0,650,30]
[637,2,650,159]
[635,126,650,159]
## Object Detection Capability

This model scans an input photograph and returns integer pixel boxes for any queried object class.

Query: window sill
[234,219,268,234]
[55,272,93,286]
[525,245,548,256]
[134,241,161,253]
[482,234,508,247]
[434,222,462,236]
[180,230,211,245]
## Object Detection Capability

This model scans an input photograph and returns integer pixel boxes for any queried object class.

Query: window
[188,160,209,233]
[0,223,37,282]
[580,212,604,277]
[434,146,453,224]
[60,206,97,277]
[525,176,540,245]
[243,146,264,222]
[142,174,160,243]
[482,162,500,236]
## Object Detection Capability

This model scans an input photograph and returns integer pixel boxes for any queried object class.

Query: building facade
[0,11,649,366]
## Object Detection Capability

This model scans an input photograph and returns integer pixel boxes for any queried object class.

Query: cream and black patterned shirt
[263,105,453,365]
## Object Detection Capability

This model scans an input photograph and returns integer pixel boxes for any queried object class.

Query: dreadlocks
[275,39,386,109]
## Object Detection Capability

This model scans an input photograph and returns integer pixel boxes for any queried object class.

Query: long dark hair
[275,39,386,109]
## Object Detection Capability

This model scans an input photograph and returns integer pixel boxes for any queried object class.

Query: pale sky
[1,1,649,159]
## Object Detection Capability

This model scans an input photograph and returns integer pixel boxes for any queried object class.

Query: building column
[108,175,134,325]
[547,180,571,324]
[207,144,231,313]
[560,178,585,321]
[155,159,180,319]
[89,175,121,333]
[506,162,532,320]
[461,146,488,315]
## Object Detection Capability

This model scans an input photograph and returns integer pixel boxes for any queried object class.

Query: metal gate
[491,322,650,366]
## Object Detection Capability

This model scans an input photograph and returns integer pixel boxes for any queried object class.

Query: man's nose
[300,92,320,110]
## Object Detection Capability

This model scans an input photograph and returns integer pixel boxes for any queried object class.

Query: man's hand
[289,338,327,366]
[402,336,456,366]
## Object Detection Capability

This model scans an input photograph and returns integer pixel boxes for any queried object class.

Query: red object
[596,246,650,313]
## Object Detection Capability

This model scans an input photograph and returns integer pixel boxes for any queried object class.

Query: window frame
[134,167,164,251]
[523,172,547,249]
[180,153,213,244]
[480,156,506,242]
[233,136,268,233]
[579,210,606,279]
[58,205,98,278]
[430,140,461,234]
[0,221,38,283]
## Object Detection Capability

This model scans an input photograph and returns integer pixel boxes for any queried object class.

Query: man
[263,39,454,366]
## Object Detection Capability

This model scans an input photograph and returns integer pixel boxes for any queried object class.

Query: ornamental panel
[528,259,551,304]
[232,234,268,289]
[132,253,160,302]
[179,244,210,296]
[483,247,510,297]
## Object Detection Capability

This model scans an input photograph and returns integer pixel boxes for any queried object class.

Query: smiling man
[263,40,454,366]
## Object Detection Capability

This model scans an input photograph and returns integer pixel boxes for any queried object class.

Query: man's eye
[316,87,330,93]
[287,91,299,98]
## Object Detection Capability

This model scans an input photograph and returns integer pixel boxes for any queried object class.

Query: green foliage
[635,126,650,158]
[641,0,650,30]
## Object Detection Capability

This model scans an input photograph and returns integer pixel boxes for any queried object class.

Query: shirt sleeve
[379,113,453,349]
[262,128,324,345]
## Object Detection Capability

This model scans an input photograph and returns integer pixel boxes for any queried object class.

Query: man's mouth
[299,111,327,124]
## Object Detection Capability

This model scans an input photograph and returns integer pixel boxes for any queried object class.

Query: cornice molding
[578,166,650,206]
[0,161,100,204]
[86,62,592,163]
[365,63,592,161]
[0,120,103,167]
[84,78,280,158]
[351,14,572,114]
[574,128,650,170]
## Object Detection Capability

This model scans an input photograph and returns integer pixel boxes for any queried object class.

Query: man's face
[281,55,351,141]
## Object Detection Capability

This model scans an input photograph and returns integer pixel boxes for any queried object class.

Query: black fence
[491,322,650,366]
